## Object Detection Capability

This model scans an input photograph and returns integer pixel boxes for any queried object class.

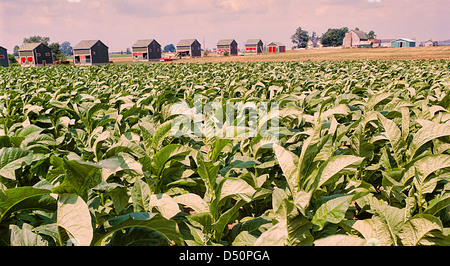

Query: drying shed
[391,38,416,48]
[267,42,286,53]
[0,46,9,67]
[245,39,264,54]
[216,39,238,56]
[18,43,53,67]
[132,39,161,61]
[73,40,109,65]
[176,39,201,58]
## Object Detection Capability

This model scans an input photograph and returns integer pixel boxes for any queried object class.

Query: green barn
[391,38,416,48]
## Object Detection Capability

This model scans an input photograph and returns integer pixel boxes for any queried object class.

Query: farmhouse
[216,39,238,56]
[73,40,109,65]
[343,30,368,48]
[0,46,9,67]
[391,38,416,48]
[176,39,202,58]
[245,39,264,54]
[424,39,438,47]
[132,39,161,61]
[267,42,286,53]
[18,43,53,67]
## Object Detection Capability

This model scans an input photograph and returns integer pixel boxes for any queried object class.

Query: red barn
[267,42,286,53]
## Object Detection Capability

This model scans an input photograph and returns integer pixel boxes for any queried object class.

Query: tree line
[291,26,377,48]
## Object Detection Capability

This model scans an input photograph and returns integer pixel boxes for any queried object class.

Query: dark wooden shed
[0,46,9,67]
[18,43,53,67]
[216,39,238,56]
[245,39,264,55]
[132,39,161,61]
[73,40,109,65]
[176,39,201,58]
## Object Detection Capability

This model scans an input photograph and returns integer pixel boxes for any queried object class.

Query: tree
[367,30,377,39]
[48,42,66,61]
[13,45,20,56]
[291,27,309,48]
[8,54,18,66]
[60,42,73,56]
[23,36,50,45]
[320,27,349,47]
[163,44,175,53]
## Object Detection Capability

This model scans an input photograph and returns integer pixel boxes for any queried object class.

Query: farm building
[18,43,53,67]
[391,38,416,48]
[245,39,264,54]
[267,42,286,53]
[0,46,9,67]
[424,39,438,47]
[176,39,202,58]
[307,38,323,49]
[343,30,368,48]
[132,39,161,61]
[216,39,238,56]
[380,39,395,48]
[73,40,109,65]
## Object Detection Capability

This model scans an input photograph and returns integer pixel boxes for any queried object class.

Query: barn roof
[268,42,285,47]
[74,40,108,50]
[217,39,235,45]
[132,39,158,48]
[177,39,198,47]
[351,30,368,40]
[245,39,263,45]
[392,38,416,43]
[19,43,42,51]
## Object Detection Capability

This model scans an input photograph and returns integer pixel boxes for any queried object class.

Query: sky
[0,0,449,52]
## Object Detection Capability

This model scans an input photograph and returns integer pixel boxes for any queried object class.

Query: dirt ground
[110,46,450,64]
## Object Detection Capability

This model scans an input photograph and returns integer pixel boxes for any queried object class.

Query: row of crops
[0,60,449,246]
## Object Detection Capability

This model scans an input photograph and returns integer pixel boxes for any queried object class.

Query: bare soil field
[110,46,450,64]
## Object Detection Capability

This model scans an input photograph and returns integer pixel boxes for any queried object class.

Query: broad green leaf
[57,194,93,246]
[424,193,450,215]
[197,157,220,203]
[311,195,353,230]
[99,153,143,180]
[273,144,299,195]
[210,138,232,161]
[317,155,364,188]
[149,193,181,219]
[9,223,50,246]
[254,221,288,246]
[414,154,450,206]
[152,144,191,177]
[408,120,450,160]
[371,204,407,246]
[173,193,209,213]
[219,178,256,203]
[0,187,51,222]
[0,147,33,180]
[131,178,151,212]
[352,217,393,246]
[314,235,366,246]
[377,113,405,163]
[398,214,443,246]
[97,212,184,246]
[52,159,102,200]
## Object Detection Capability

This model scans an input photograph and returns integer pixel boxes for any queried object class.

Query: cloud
[0,0,448,52]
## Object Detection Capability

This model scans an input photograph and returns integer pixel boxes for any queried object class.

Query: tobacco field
[0,60,449,246]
